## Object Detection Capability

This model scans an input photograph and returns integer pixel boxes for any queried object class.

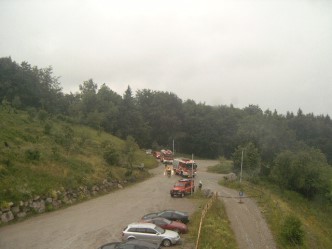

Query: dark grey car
[98,240,161,249]
[142,210,189,224]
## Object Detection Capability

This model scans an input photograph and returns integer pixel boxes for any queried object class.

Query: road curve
[0,160,276,249]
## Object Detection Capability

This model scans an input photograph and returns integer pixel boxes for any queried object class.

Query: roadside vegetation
[180,191,238,249]
[210,154,332,248]
[220,179,332,249]
[207,156,233,174]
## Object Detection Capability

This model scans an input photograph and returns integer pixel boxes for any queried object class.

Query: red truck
[170,179,195,198]
[160,149,174,164]
[172,158,197,177]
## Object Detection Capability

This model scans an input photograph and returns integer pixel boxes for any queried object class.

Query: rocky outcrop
[223,172,237,182]
[0,179,127,224]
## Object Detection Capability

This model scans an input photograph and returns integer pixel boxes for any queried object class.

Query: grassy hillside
[0,108,157,204]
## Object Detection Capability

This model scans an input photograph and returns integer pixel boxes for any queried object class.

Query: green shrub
[38,110,48,122]
[44,122,52,135]
[25,149,41,161]
[207,157,233,174]
[103,147,120,165]
[281,215,305,245]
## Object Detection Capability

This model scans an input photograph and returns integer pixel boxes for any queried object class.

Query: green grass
[220,180,332,249]
[0,108,158,203]
[207,157,234,174]
[180,191,238,249]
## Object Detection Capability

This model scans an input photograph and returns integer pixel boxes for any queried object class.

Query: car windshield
[144,213,157,219]
[158,218,171,225]
[185,163,197,169]
[155,226,165,234]
[174,182,185,187]
[174,210,186,216]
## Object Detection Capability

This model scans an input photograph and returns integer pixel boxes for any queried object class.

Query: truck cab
[170,179,195,198]
[172,158,197,177]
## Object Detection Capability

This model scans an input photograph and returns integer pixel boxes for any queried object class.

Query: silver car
[122,223,181,247]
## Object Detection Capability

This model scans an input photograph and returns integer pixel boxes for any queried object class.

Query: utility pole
[240,149,244,183]
[172,139,175,155]
[191,153,194,195]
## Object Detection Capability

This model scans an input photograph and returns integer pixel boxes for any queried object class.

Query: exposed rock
[30,200,45,213]
[52,200,61,209]
[46,197,53,204]
[1,211,14,223]
[11,206,20,214]
[223,172,237,182]
[92,185,99,191]
[0,178,130,224]
[16,212,27,218]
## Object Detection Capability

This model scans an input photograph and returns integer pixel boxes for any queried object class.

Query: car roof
[99,240,158,249]
[127,222,157,229]
[178,178,193,182]
[144,217,170,222]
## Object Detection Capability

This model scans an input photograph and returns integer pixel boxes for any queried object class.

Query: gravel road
[0,160,276,249]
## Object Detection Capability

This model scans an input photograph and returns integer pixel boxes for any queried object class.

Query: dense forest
[1,57,331,201]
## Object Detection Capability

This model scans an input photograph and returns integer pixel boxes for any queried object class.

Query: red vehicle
[152,151,161,159]
[142,217,188,234]
[170,178,195,198]
[160,149,173,164]
[172,158,197,177]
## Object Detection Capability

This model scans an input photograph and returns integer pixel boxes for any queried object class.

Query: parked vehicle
[142,210,189,224]
[98,240,160,249]
[160,149,173,164]
[170,179,195,198]
[152,151,161,159]
[142,217,188,234]
[172,158,197,177]
[122,223,180,247]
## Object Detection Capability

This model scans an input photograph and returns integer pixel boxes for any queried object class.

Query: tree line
[1,57,331,200]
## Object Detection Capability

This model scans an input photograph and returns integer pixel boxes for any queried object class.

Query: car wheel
[162,239,172,247]
[127,237,135,241]
[170,194,174,197]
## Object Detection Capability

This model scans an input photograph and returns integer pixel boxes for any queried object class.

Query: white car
[122,223,181,247]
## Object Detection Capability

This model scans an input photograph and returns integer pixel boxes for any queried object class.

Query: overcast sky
[1,0,332,116]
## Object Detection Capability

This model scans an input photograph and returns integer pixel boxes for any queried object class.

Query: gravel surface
[0,160,276,249]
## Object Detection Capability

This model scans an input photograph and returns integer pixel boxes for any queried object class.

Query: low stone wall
[0,179,126,225]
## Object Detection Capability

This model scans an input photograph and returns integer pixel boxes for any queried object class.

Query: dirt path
[0,160,276,249]
[197,160,277,249]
